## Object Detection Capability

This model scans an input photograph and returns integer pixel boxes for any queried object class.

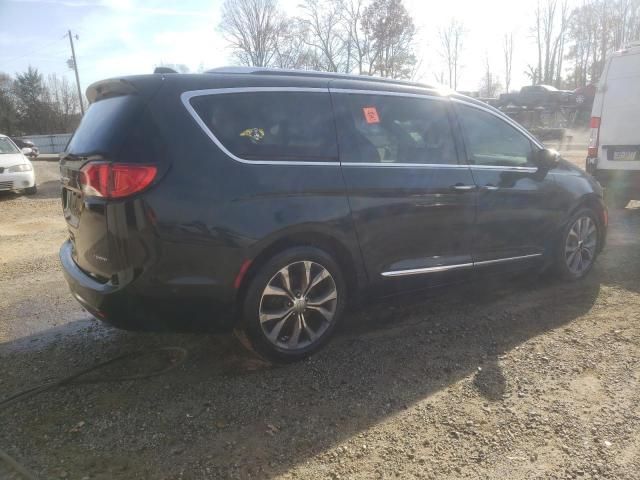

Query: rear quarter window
[188,91,338,162]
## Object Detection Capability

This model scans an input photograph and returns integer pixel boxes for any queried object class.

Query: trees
[479,56,502,98]
[47,74,81,133]
[0,68,81,136]
[361,0,417,78]
[298,0,346,72]
[0,73,19,136]
[439,19,465,90]
[219,0,287,67]
[219,0,417,79]
[503,34,514,93]
[531,0,570,86]
[565,0,640,87]
[338,0,371,75]
[13,67,51,135]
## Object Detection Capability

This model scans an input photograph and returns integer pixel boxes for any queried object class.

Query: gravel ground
[1,160,639,480]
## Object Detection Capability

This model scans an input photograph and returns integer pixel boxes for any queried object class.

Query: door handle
[451,184,476,192]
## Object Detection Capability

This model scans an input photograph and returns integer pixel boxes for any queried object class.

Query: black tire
[24,185,37,195]
[239,246,346,362]
[554,208,601,281]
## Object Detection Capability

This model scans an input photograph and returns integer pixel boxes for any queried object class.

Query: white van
[586,42,640,208]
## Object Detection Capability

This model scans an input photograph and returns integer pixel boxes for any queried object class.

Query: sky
[0,0,577,96]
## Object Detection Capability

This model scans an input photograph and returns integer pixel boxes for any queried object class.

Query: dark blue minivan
[60,67,607,361]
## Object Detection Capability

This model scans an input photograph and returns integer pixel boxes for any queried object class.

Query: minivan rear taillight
[79,163,157,199]
[588,116,600,157]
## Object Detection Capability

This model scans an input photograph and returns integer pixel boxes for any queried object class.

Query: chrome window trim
[180,86,544,167]
[341,162,537,172]
[329,88,448,101]
[381,253,543,277]
[341,162,465,169]
[180,87,340,166]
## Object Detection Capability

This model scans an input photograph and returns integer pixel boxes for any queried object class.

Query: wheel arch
[234,227,365,320]
[567,193,607,252]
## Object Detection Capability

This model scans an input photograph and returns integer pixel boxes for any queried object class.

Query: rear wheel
[554,209,600,280]
[240,247,346,362]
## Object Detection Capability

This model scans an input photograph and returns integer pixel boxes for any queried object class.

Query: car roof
[205,66,438,90]
[88,67,493,113]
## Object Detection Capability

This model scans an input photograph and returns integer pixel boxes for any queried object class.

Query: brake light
[588,116,600,157]
[79,163,157,199]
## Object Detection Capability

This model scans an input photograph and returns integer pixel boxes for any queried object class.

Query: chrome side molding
[381,253,543,277]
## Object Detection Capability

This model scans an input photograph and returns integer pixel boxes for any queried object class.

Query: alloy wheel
[565,216,597,276]
[259,261,338,350]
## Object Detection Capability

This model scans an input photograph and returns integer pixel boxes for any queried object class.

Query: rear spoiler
[86,79,137,103]
[85,75,164,104]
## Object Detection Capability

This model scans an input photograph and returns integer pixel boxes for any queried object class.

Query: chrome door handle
[451,184,476,192]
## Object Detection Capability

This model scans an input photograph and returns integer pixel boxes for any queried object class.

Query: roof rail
[154,66,178,74]
[205,66,436,90]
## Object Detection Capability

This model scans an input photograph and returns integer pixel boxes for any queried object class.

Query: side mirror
[533,148,560,170]
[21,147,33,155]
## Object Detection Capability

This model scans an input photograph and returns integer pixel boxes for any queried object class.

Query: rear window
[66,95,144,156]
[189,91,338,162]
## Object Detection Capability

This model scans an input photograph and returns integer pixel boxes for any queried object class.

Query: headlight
[6,164,33,173]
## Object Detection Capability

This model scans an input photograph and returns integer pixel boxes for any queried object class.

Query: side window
[334,93,458,164]
[456,104,534,167]
[189,91,338,162]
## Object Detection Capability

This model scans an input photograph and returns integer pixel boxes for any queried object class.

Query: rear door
[331,89,477,292]
[596,51,640,169]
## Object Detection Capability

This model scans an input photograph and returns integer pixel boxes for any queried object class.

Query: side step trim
[381,253,543,277]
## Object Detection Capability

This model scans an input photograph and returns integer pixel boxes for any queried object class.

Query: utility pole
[67,30,85,115]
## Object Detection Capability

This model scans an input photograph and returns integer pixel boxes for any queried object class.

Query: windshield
[0,137,20,154]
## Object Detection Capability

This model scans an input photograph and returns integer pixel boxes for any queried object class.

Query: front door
[331,89,477,293]
[454,102,561,269]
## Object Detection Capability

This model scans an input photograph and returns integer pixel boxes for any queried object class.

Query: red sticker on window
[362,106,380,124]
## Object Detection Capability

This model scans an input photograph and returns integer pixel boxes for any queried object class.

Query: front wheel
[240,247,346,362]
[554,209,600,281]
[24,185,37,195]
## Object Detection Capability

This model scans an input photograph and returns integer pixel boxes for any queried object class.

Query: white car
[0,134,37,195]
[586,42,640,208]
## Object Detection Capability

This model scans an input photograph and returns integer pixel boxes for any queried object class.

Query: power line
[0,35,67,67]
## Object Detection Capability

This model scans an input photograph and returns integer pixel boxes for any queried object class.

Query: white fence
[15,134,73,154]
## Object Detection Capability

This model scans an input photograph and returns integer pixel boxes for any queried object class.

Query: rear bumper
[590,166,640,193]
[60,240,236,332]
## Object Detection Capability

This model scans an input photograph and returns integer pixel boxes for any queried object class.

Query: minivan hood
[0,153,28,168]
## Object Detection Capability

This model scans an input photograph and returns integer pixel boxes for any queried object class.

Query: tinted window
[190,92,337,161]
[335,93,458,164]
[456,105,534,167]
[67,95,144,155]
